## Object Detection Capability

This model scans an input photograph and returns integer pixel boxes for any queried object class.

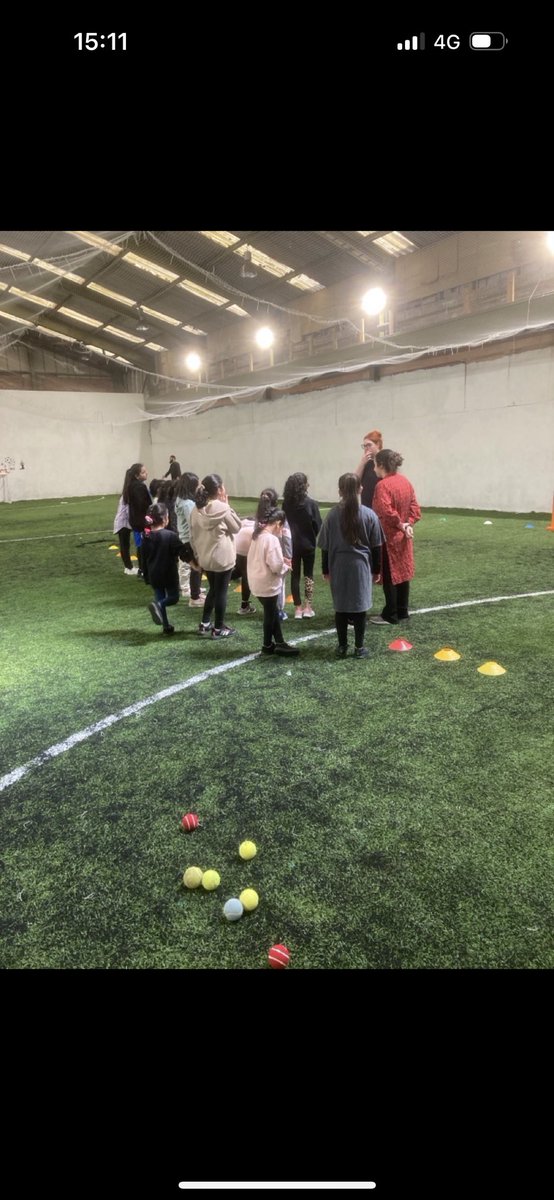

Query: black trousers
[230,554,251,605]
[260,595,285,646]
[382,547,409,622]
[117,528,132,569]
[336,611,366,649]
[291,550,315,605]
[202,569,233,630]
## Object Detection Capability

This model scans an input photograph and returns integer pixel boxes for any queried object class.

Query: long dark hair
[145,502,168,528]
[122,463,144,504]
[177,472,199,501]
[252,507,285,540]
[156,479,176,508]
[195,473,223,509]
[338,473,364,545]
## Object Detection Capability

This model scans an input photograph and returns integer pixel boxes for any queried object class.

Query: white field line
[0,530,112,543]
[1,589,552,795]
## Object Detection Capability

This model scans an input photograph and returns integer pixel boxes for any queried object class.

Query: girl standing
[318,473,383,658]
[175,472,205,606]
[112,494,137,575]
[141,502,192,635]
[371,450,421,625]
[189,474,242,640]
[282,472,322,619]
[123,462,151,578]
[247,508,299,657]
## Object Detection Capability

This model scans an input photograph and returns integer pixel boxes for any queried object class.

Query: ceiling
[0,230,459,378]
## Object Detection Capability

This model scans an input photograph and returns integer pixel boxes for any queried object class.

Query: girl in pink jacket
[247,508,300,658]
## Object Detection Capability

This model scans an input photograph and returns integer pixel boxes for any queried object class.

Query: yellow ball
[202,870,221,891]
[239,888,259,911]
[183,867,203,889]
[239,840,257,860]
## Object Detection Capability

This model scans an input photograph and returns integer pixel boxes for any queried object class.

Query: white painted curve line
[0,529,112,544]
[1,589,552,795]
[178,1187,376,1192]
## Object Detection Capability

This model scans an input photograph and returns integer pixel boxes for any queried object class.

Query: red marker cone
[388,638,413,652]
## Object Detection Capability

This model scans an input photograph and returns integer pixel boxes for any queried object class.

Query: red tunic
[373,474,421,584]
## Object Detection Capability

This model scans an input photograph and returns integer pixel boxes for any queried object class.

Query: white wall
[149,347,554,511]
[0,391,150,500]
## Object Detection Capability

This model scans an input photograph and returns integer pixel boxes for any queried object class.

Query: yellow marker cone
[108,544,119,550]
[286,595,294,604]
[116,552,121,557]
[434,648,461,661]
[477,661,506,676]
[234,585,242,592]
[130,555,138,561]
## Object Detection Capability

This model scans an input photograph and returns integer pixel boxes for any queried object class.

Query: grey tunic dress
[317,504,383,613]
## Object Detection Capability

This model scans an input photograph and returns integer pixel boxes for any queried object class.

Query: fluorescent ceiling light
[114,356,133,364]
[58,306,103,327]
[32,258,85,283]
[0,242,31,261]
[0,282,8,291]
[288,274,324,292]
[9,287,56,308]
[235,244,292,278]
[0,310,34,325]
[372,231,417,256]
[141,305,181,326]
[226,304,249,317]
[182,324,207,335]
[122,251,180,282]
[87,282,136,306]
[178,279,227,305]
[357,231,377,238]
[68,231,122,255]
[104,325,146,343]
[144,342,167,351]
[199,231,240,247]
[36,325,77,342]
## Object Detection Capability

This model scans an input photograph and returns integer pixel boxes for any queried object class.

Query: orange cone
[388,638,413,652]
[547,493,554,531]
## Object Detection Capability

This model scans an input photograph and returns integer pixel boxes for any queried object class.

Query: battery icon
[470,32,507,49]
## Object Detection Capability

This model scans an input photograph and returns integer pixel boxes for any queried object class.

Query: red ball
[268,943,290,969]
[181,813,199,832]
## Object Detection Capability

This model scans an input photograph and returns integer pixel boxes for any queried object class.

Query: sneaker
[294,606,304,619]
[198,621,212,636]
[261,644,275,655]
[354,646,369,658]
[237,604,256,615]
[274,642,300,656]
[335,645,347,658]
[189,598,205,607]
[277,610,288,621]
[162,625,175,636]
[124,567,139,575]
[369,615,392,625]
[148,601,163,626]
[211,625,235,639]
[302,606,316,618]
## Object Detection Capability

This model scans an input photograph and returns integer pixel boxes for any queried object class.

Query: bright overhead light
[288,274,324,292]
[58,306,103,327]
[372,232,416,256]
[0,242,31,261]
[141,305,181,326]
[104,325,146,343]
[185,351,202,372]
[235,245,292,278]
[199,231,240,247]
[256,326,274,349]
[0,309,34,326]
[8,287,56,308]
[182,324,207,336]
[361,287,387,316]
[0,282,8,292]
[32,258,85,283]
[36,325,77,342]
[122,251,180,282]
[87,282,136,306]
[357,231,377,238]
[546,232,554,254]
[178,279,227,305]
[67,232,122,256]
[226,304,249,317]
[144,342,167,351]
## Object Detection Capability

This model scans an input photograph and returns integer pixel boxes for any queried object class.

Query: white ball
[223,898,244,921]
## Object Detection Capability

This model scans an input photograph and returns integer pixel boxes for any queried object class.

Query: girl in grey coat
[318,473,384,659]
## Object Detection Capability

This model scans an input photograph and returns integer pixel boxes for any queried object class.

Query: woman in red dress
[371,450,421,625]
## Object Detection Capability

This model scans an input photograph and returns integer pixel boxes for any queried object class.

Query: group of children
[114,446,421,658]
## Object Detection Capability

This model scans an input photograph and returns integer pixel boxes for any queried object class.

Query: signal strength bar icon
[397,33,425,50]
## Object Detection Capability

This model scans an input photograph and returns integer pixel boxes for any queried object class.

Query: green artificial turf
[0,496,553,968]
